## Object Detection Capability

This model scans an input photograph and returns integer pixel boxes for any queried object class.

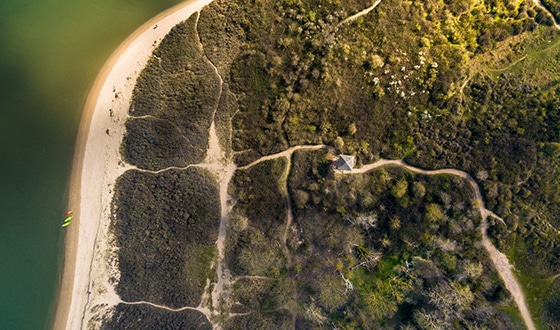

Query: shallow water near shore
[0,1,182,328]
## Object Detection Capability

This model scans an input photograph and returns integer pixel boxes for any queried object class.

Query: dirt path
[238,144,331,244]
[338,0,383,26]
[238,144,332,328]
[121,300,205,313]
[345,159,536,330]
[235,149,535,329]
[192,11,238,323]
[238,145,329,170]
[109,148,536,330]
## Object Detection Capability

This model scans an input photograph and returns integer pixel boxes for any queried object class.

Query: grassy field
[515,272,560,329]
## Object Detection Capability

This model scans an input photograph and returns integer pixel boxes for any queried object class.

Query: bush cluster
[125,15,221,170]
[112,168,219,308]
[285,150,514,328]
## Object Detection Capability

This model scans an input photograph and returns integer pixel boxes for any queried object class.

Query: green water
[0,1,183,329]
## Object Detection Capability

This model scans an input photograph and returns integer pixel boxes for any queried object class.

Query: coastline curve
[52,0,214,328]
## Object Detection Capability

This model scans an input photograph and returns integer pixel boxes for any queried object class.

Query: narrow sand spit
[53,0,214,328]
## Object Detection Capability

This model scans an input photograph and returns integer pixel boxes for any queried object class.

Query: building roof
[337,155,355,171]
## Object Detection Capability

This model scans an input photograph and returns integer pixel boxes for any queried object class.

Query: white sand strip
[53,0,214,328]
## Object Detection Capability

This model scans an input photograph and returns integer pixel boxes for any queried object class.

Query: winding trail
[236,150,536,329]
[84,7,237,327]
[121,300,203,313]
[55,1,216,329]
[338,0,383,26]
[193,10,238,321]
[238,145,329,171]
[343,158,535,330]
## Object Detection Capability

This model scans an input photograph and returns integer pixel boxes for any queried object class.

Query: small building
[336,155,355,171]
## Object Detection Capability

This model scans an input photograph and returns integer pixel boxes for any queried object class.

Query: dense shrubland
[227,158,289,278]
[197,0,550,164]
[111,0,560,327]
[286,150,516,328]
[111,168,219,308]
[123,14,221,170]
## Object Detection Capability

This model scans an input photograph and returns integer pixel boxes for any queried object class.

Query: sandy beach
[52,0,213,328]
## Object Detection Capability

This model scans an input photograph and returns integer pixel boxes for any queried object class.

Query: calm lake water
[0,1,182,328]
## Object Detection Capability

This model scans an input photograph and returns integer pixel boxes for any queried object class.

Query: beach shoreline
[52,0,213,328]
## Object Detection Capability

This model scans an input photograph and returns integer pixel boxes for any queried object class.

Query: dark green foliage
[126,15,221,169]
[199,0,546,165]
[227,158,288,276]
[486,215,514,252]
[543,278,560,329]
[230,159,287,235]
[112,168,219,308]
[101,304,211,330]
[288,150,332,209]
[229,51,289,163]
[406,71,554,185]
[121,117,194,170]
[514,231,560,278]
[227,227,287,277]
[541,0,560,23]
[224,310,292,330]
[197,0,248,76]
[488,143,560,278]
[154,16,202,72]
[129,56,166,117]
[284,149,512,328]
[232,278,292,311]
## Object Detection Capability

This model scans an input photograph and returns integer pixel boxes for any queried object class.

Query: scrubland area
[108,0,560,328]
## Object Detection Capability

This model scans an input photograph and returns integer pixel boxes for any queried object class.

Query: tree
[414,309,441,330]
[428,281,474,319]
[413,181,426,199]
[334,136,345,150]
[293,189,310,208]
[462,261,483,280]
[390,217,401,230]
[353,244,382,271]
[363,290,398,320]
[476,170,488,181]
[425,203,445,222]
[345,212,378,230]
[318,274,347,311]
[391,179,409,199]
[304,301,327,325]
[348,123,357,135]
